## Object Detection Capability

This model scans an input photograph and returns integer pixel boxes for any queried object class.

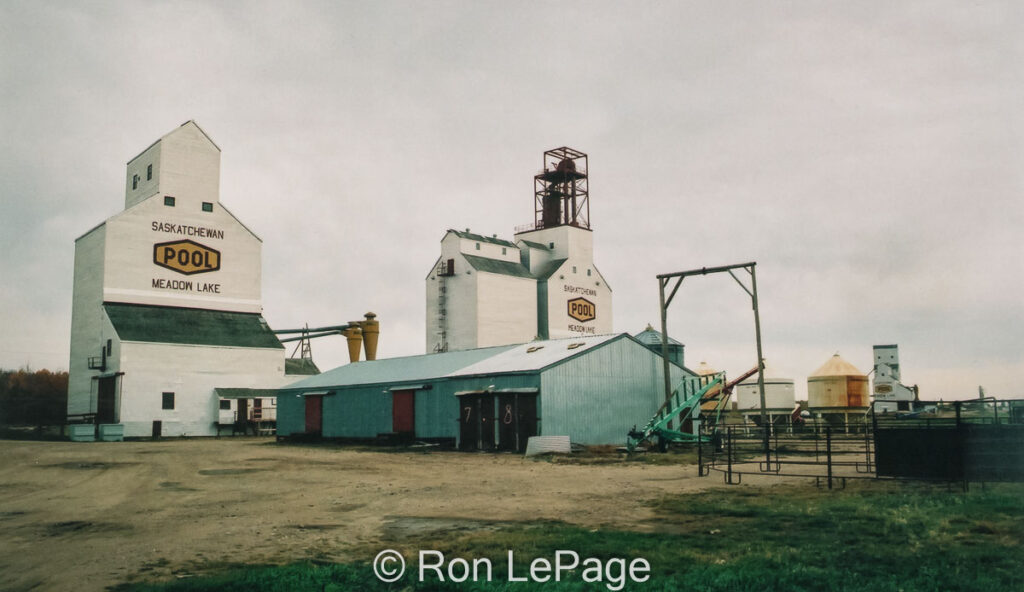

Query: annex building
[278,333,693,450]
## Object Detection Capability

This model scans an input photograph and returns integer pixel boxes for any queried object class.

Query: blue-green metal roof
[633,326,682,346]
[451,334,622,376]
[282,344,518,391]
[519,240,550,250]
[281,334,674,393]
[215,388,280,398]
[448,229,518,249]
[462,254,534,278]
[105,303,284,349]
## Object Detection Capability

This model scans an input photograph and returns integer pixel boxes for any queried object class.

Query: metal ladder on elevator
[435,259,453,352]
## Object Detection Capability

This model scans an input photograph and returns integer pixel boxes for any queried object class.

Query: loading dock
[391,389,416,436]
[304,393,324,435]
[96,376,117,424]
[457,392,496,451]
[497,390,538,453]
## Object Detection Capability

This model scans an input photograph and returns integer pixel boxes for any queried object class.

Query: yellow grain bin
[807,354,869,411]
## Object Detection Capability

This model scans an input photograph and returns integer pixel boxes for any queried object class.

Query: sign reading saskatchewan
[153,239,221,275]
[567,297,596,322]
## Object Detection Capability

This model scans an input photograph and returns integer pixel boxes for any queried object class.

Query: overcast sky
[2,1,1021,401]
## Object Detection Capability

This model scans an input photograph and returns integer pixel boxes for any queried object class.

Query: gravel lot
[0,438,795,590]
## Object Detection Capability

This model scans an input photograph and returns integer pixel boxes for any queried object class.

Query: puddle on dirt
[158,481,199,492]
[381,516,526,539]
[44,461,140,470]
[287,523,346,531]
[330,503,367,513]
[44,520,130,537]
[197,468,267,476]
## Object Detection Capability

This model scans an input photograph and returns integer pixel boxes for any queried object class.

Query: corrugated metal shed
[278,333,696,446]
[539,335,690,444]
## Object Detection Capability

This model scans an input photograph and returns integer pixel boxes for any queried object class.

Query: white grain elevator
[426,147,613,352]
[67,121,295,438]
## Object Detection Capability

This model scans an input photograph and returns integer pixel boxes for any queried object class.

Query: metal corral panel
[539,336,689,445]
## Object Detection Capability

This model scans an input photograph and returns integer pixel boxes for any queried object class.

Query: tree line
[0,368,68,426]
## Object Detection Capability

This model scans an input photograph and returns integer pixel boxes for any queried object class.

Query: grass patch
[118,483,1024,591]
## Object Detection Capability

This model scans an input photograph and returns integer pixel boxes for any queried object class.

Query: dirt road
[0,438,794,591]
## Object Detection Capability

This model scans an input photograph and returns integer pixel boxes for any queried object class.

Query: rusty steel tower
[534,147,590,231]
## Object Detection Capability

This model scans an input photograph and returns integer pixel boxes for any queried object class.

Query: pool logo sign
[153,239,221,275]
[567,297,596,322]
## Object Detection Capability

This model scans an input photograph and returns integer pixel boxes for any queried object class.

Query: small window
[106,339,112,356]
[587,269,592,277]
[572,266,577,273]
[253,399,262,409]
[502,247,507,255]
[132,174,139,190]
[146,164,152,180]
[549,242,554,249]
[164,196,175,207]
[475,243,481,250]
[162,392,175,410]
[202,202,213,212]
[219,400,231,410]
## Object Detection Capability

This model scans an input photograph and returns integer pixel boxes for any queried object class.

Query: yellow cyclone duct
[359,312,379,361]
[343,326,363,363]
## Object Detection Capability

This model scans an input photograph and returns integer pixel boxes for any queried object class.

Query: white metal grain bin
[736,361,796,413]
